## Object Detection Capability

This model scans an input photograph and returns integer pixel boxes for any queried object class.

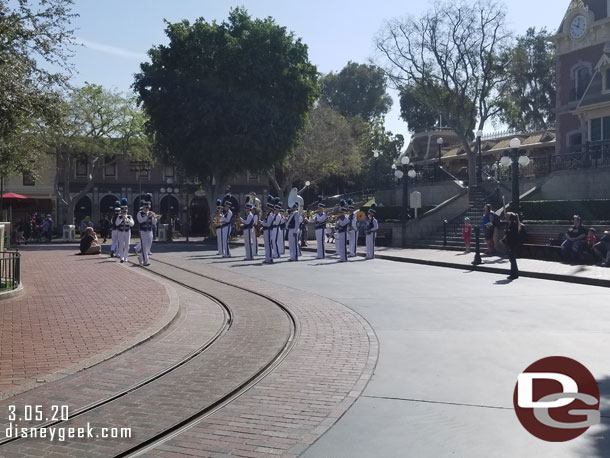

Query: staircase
[409,186,501,250]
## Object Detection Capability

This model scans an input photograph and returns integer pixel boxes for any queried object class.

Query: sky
[69,0,568,141]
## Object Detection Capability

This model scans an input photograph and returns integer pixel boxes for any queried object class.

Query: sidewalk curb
[228,240,610,289]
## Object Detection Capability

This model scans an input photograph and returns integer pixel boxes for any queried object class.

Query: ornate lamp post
[436,137,444,180]
[501,138,530,217]
[476,130,483,185]
[394,156,417,247]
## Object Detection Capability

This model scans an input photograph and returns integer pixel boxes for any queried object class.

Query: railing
[487,142,610,182]
[0,250,20,292]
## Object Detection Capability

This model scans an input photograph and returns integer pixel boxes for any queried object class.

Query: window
[568,133,582,146]
[164,166,174,179]
[589,116,610,141]
[104,156,116,178]
[247,171,259,182]
[75,158,88,177]
[575,66,591,100]
[138,169,150,179]
[606,68,610,91]
[23,172,35,186]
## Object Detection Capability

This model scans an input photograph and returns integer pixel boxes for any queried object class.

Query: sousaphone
[287,188,305,215]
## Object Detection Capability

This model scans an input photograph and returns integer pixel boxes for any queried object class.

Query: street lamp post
[436,137,443,180]
[501,138,530,218]
[395,156,417,247]
[476,130,483,186]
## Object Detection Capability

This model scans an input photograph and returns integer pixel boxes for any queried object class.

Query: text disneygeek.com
[5,423,132,442]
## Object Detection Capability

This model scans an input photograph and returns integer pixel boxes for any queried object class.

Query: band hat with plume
[245,196,254,209]
[266,194,275,209]
[339,199,348,212]
[347,198,355,210]
[216,198,223,210]
[368,203,378,215]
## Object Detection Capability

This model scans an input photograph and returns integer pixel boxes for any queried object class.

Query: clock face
[570,15,586,39]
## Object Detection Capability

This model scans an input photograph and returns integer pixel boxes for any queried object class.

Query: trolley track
[0,256,298,458]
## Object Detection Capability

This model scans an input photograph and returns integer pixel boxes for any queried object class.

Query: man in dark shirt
[79,227,101,255]
[561,215,587,263]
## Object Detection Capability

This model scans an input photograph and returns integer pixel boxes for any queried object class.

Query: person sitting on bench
[561,215,587,263]
[593,229,610,267]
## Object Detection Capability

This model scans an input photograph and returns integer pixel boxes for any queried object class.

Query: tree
[497,28,556,131]
[376,0,510,186]
[268,103,364,200]
[38,84,151,225]
[0,0,76,176]
[133,8,319,211]
[399,85,441,132]
[320,62,392,123]
[360,121,404,189]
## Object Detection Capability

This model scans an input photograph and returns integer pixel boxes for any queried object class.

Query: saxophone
[210,210,221,236]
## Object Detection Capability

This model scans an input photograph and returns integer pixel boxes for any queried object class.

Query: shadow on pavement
[592,375,610,456]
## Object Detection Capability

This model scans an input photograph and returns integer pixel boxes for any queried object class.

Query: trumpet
[210,211,221,236]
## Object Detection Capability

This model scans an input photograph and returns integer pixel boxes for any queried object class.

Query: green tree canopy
[38,83,151,224]
[497,28,556,131]
[133,8,319,204]
[320,62,392,122]
[268,102,365,199]
[399,85,440,132]
[0,0,76,176]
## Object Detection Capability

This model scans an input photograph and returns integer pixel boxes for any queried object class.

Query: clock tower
[554,0,610,153]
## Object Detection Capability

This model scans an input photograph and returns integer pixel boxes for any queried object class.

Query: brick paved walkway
[0,247,173,397]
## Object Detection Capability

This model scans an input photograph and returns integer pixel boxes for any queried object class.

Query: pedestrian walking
[502,212,524,280]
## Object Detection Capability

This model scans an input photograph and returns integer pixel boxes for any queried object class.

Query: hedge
[361,205,435,222]
[520,200,610,222]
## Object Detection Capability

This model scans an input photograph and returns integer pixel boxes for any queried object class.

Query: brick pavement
[0,267,225,436]
[0,247,173,398]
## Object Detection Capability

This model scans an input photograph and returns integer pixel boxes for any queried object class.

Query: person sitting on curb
[79,227,101,255]
[561,215,587,263]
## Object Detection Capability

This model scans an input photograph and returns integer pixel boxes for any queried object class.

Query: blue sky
[70,0,567,140]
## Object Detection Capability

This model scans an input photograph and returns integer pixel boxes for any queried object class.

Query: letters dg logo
[513,356,600,442]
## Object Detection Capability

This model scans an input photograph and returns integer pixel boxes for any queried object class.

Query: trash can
[158,224,169,241]
[63,225,75,241]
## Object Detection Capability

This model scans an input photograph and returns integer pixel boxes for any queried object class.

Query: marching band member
[287,202,302,261]
[109,200,120,257]
[261,196,275,264]
[365,203,379,260]
[136,200,156,266]
[335,200,350,262]
[313,196,327,259]
[219,199,233,258]
[347,198,358,257]
[215,199,223,255]
[252,206,259,256]
[240,197,255,260]
[272,199,282,259]
[115,200,134,263]
[278,205,286,256]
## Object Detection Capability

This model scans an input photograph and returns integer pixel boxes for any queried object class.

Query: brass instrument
[210,210,221,236]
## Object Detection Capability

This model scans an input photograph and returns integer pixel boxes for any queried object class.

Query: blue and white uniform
[348,209,358,257]
[287,207,302,261]
[219,206,233,257]
[241,209,255,260]
[365,213,379,260]
[136,206,156,266]
[261,209,275,264]
[115,210,134,263]
[314,211,327,259]
[335,213,350,262]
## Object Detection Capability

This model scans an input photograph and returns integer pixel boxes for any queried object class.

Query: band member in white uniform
[109,201,120,257]
[115,204,134,263]
[278,206,286,256]
[365,203,379,260]
[214,199,223,255]
[240,197,255,260]
[347,198,358,257]
[251,207,259,256]
[136,200,156,266]
[335,200,350,262]
[271,200,282,259]
[219,200,233,258]
[287,202,302,261]
[261,196,275,264]
[313,196,327,259]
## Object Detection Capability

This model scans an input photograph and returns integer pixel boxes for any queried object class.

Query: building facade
[554,0,610,153]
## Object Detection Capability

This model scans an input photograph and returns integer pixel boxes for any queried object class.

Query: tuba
[287,188,305,216]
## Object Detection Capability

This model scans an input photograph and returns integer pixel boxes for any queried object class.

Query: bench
[519,224,600,263]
